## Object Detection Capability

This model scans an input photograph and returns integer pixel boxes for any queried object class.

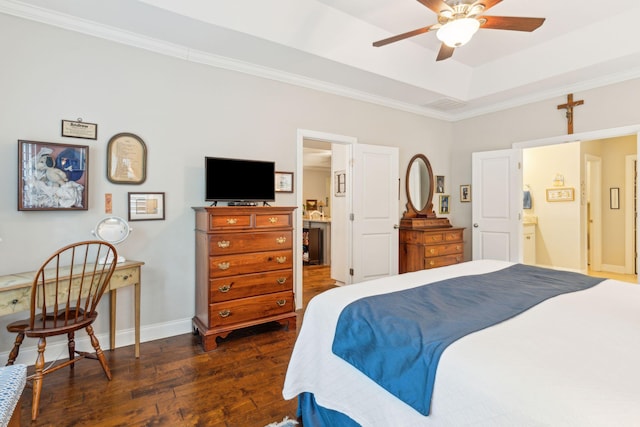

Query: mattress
[282,260,640,426]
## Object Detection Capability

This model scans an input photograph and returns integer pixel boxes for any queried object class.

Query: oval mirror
[405,154,434,217]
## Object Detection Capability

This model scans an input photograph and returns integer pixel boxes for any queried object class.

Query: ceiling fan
[372,0,545,61]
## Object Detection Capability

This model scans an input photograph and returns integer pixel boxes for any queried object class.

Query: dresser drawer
[255,213,292,229]
[424,243,463,258]
[444,230,464,242]
[424,254,463,269]
[209,214,252,230]
[209,270,292,302]
[208,291,294,328]
[209,231,292,255]
[209,250,293,278]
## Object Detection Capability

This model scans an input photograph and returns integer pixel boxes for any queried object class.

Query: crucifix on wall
[557,93,584,134]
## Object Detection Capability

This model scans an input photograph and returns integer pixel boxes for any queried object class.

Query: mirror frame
[404,154,436,218]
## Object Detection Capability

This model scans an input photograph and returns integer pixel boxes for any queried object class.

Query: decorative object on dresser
[399,154,464,273]
[192,206,297,351]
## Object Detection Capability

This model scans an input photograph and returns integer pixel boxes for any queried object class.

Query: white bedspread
[283,260,640,426]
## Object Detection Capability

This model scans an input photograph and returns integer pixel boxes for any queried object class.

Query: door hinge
[349,213,354,221]
[518,162,522,169]
[349,268,354,276]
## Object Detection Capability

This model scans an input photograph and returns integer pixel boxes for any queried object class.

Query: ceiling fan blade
[416,0,452,15]
[480,16,546,32]
[436,44,455,61]
[472,0,503,13]
[373,25,436,47]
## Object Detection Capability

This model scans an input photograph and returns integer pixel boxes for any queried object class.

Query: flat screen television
[205,157,275,204]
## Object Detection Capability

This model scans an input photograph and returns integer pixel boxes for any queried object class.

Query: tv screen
[205,157,275,203]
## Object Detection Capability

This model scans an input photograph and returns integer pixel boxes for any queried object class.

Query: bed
[282,260,640,426]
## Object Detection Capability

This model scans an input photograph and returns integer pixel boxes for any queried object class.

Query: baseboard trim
[0,318,194,365]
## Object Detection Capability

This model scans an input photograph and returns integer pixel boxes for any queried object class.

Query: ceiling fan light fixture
[436,18,480,48]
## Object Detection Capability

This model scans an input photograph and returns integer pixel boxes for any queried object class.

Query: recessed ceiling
[5,0,640,120]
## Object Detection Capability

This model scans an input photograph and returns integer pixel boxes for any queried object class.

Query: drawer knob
[218,283,233,293]
[429,248,435,254]
[11,299,18,305]
[276,256,287,264]
[122,275,129,280]
[276,277,287,284]
[217,262,230,270]
[269,217,278,223]
[226,218,238,225]
[276,236,287,244]
[456,256,462,262]
[218,309,231,318]
[429,260,435,266]
[276,299,286,307]
[456,245,461,250]
[217,240,230,248]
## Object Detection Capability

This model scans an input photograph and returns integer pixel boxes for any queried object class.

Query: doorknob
[473,223,479,228]
[393,224,400,229]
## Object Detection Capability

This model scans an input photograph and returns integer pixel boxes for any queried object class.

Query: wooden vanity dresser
[192,206,297,351]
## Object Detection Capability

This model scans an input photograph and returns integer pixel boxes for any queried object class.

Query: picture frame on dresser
[18,140,89,211]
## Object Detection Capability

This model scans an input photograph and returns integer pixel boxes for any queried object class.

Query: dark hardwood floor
[18,265,336,427]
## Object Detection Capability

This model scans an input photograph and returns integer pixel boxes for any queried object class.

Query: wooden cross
[557,93,584,134]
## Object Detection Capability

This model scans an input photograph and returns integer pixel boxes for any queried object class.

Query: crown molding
[2,0,640,123]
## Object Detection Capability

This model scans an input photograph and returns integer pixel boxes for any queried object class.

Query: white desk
[0,260,144,358]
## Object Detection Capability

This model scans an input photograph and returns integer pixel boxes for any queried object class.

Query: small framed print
[546,187,574,202]
[306,199,318,211]
[107,133,147,184]
[334,170,346,197]
[18,140,88,211]
[460,185,471,202]
[275,171,294,193]
[61,119,97,140]
[439,195,450,214]
[435,175,445,193]
[128,192,165,221]
[610,187,620,209]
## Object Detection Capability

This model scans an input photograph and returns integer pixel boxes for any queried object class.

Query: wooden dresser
[192,206,297,351]
[399,225,465,273]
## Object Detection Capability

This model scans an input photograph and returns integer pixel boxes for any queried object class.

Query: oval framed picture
[106,133,147,184]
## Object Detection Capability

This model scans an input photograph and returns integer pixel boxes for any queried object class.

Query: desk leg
[109,289,116,351]
[134,282,140,358]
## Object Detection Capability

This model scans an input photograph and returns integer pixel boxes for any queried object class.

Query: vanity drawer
[209,270,293,302]
[208,291,294,328]
[209,250,293,278]
[424,243,463,258]
[209,231,292,255]
[444,230,464,242]
[424,254,463,269]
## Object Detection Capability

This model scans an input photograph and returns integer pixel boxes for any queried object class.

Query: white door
[472,149,520,261]
[351,144,399,283]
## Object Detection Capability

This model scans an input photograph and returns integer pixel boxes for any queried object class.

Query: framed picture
[460,185,471,202]
[275,171,294,193]
[18,140,88,211]
[61,119,97,140]
[439,195,450,214]
[107,133,147,184]
[306,199,318,211]
[435,175,445,193]
[546,187,575,202]
[610,187,620,209]
[128,192,165,221]
[334,170,346,197]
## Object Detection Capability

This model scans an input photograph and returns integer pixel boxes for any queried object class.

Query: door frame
[512,124,640,277]
[296,129,357,309]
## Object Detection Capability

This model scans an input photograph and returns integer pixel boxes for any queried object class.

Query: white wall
[0,13,453,357]
[451,80,640,261]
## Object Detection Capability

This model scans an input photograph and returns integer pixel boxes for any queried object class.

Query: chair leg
[68,331,75,370]
[86,325,112,380]
[31,337,46,421]
[6,332,25,366]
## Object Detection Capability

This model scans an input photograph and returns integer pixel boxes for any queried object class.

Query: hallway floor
[587,269,637,284]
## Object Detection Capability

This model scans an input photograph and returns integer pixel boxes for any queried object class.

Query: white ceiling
[4,0,640,120]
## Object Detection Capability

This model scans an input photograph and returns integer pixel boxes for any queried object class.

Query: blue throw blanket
[331,264,604,416]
